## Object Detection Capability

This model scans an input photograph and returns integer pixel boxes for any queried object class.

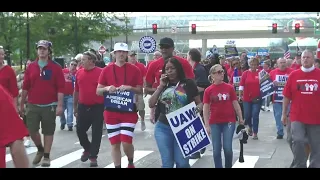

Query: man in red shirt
[0,46,19,110]
[290,52,302,70]
[128,51,147,131]
[145,37,194,97]
[73,51,104,167]
[60,59,78,131]
[282,50,320,168]
[269,58,293,139]
[97,42,143,168]
[0,85,30,168]
[20,40,64,167]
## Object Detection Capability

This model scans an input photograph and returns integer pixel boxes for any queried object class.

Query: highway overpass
[112,28,320,42]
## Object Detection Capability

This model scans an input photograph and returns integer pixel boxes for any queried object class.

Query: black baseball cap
[159,37,174,48]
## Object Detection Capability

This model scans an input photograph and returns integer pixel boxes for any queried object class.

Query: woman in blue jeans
[148,58,202,168]
[239,57,261,140]
[203,64,244,168]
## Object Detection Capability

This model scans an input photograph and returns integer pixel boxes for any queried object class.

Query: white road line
[37,149,83,168]
[189,154,205,167]
[232,155,259,168]
[104,150,153,168]
[6,147,38,162]
[74,135,106,145]
[307,160,310,167]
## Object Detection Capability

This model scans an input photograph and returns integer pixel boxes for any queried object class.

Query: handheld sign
[259,70,274,99]
[139,36,156,54]
[233,68,241,98]
[165,102,211,158]
[103,90,135,112]
[274,75,288,102]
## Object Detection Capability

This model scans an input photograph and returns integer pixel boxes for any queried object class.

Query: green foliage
[0,12,131,62]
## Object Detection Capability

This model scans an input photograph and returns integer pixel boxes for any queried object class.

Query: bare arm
[282,97,290,117]
[73,91,79,110]
[129,85,143,94]
[20,90,28,108]
[148,85,164,108]
[96,84,108,96]
[57,93,63,107]
[203,103,210,126]
[145,82,157,95]
[194,95,203,112]
[232,100,243,121]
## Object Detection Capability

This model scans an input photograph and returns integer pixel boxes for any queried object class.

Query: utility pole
[74,12,79,54]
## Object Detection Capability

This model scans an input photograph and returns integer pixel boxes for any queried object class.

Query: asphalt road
[5,96,295,168]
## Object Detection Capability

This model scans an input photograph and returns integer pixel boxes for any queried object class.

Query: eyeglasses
[71,63,77,66]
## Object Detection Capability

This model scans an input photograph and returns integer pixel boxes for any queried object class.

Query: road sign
[139,36,156,54]
[171,27,177,33]
[98,45,106,54]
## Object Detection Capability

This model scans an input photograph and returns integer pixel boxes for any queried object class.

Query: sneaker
[189,152,201,159]
[141,121,146,131]
[127,164,135,168]
[41,158,51,167]
[81,151,89,162]
[32,151,44,165]
[200,148,206,154]
[252,134,258,140]
[277,135,283,139]
[68,127,73,131]
[24,139,31,148]
[89,158,98,167]
[60,124,65,130]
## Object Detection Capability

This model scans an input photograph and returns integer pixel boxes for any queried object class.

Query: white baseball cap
[111,42,129,53]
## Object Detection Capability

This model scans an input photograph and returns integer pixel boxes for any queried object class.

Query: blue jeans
[154,121,190,168]
[60,95,74,127]
[273,102,284,136]
[210,123,235,168]
[243,102,261,134]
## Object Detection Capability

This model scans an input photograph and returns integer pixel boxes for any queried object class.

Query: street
[5,96,295,168]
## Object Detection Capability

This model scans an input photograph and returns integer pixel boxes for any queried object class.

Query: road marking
[232,155,259,168]
[6,147,38,162]
[75,135,106,145]
[104,150,153,168]
[307,160,310,167]
[37,149,83,168]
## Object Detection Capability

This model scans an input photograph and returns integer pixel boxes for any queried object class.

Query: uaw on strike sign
[166,102,211,158]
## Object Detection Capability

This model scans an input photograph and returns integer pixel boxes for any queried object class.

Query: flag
[284,43,290,59]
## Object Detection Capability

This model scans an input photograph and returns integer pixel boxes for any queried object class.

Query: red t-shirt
[62,68,77,95]
[133,62,147,77]
[0,65,19,98]
[0,85,29,168]
[22,60,65,104]
[269,68,293,102]
[203,82,237,124]
[283,68,320,124]
[239,70,261,102]
[98,63,143,119]
[75,67,104,105]
[145,56,194,88]
[290,63,301,70]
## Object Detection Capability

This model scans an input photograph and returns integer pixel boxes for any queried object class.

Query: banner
[103,90,135,112]
[274,75,288,102]
[233,68,241,98]
[165,102,211,158]
[259,70,274,99]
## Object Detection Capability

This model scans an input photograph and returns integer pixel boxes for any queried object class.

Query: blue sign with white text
[259,70,274,99]
[103,90,135,112]
[166,102,211,158]
[273,75,288,102]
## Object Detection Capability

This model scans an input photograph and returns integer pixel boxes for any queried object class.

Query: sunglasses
[213,70,224,75]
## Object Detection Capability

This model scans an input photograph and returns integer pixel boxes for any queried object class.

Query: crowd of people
[1,37,320,168]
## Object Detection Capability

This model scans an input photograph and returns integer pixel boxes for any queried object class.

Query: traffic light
[295,23,300,33]
[272,23,277,34]
[191,24,196,34]
[152,24,157,34]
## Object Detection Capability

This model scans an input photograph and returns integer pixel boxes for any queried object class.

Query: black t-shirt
[156,79,199,125]
[194,63,210,101]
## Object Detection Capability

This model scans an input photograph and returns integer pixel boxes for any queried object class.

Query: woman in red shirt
[239,57,261,140]
[203,64,244,168]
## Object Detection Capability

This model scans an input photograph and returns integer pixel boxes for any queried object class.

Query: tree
[0,12,131,63]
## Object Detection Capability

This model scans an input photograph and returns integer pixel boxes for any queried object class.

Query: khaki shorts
[26,103,57,135]
[135,94,145,111]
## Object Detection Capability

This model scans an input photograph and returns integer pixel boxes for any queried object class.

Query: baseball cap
[129,51,137,56]
[111,43,129,53]
[159,37,174,48]
[36,40,52,49]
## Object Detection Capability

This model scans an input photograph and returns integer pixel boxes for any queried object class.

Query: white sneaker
[24,139,31,148]
[141,121,146,131]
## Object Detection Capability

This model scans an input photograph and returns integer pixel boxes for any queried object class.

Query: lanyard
[113,64,127,85]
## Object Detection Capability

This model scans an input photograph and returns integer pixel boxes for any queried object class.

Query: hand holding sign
[118,85,132,91]
[106,85,117,93]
